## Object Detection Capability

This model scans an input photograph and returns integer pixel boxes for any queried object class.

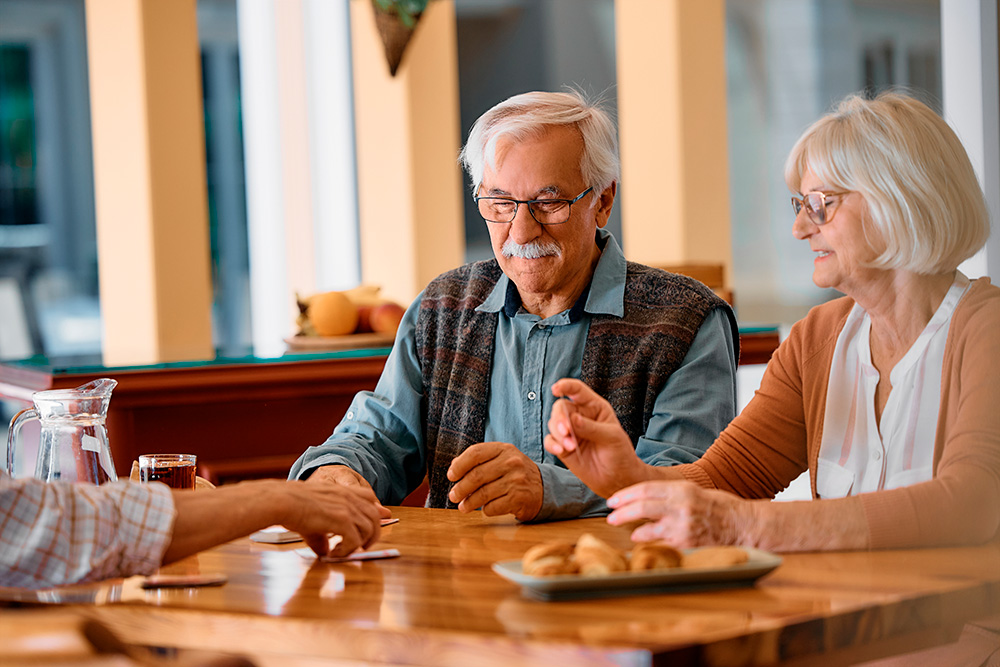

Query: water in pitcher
[7,378,119,485]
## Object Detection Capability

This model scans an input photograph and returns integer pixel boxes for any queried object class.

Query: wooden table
[2,507,998,666]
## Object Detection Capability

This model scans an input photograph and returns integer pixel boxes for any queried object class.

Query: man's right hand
[305,465,392,519]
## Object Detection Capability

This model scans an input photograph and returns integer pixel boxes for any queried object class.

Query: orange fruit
[307,291,359,336]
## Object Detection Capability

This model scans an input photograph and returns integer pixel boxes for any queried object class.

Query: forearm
[737,497,870,552]
[290,425,424,504]
[162,481,289,564]
[534,464,610,521]
[291,300,427,503]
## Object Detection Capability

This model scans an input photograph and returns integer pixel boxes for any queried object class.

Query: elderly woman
[545,91,999,551]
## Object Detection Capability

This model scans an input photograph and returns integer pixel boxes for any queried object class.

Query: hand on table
[607,480,752,548]
[306,464,391,520]
[447,442,543,521]
[543,378,650,498]
[281,481,385,558]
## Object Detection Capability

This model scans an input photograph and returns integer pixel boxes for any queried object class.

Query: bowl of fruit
[286,285,406,351]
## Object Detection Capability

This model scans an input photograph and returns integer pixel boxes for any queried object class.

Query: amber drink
[138,454,197,489]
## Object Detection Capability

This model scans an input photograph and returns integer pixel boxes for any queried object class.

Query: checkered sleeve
[0,471,176,589]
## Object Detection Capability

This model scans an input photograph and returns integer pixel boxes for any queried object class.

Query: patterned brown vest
[415,259,738,508]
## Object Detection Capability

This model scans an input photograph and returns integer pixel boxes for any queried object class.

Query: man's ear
[595,182,617,228]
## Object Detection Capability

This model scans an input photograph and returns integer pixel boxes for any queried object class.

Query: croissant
[522,541,578,576]
[629,542,683,571]
[682,546,749,569]
[574,533,628,576]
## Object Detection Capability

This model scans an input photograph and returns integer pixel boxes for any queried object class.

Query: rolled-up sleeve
[288,295,428,505]
[0,473,176,589]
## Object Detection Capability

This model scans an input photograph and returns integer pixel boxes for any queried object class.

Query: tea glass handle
[6,408,38,476]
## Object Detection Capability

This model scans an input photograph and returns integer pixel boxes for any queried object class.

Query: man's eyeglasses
[790,191,848,226]
[475,187,594,225]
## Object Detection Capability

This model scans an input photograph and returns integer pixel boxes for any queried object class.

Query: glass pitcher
[6,378,119,484]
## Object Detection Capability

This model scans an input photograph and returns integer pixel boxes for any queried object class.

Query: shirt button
[873,450,881,461]
[346,411,354,420]
[527,391,537,401]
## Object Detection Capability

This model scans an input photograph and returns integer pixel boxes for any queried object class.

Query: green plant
[374,0,429,28]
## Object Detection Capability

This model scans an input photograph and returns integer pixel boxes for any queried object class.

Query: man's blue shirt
[289,230,737,520]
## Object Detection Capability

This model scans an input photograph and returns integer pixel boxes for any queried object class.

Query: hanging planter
[372,0,429,76]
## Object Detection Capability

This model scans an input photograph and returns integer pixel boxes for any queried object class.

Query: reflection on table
[3,506,998,666]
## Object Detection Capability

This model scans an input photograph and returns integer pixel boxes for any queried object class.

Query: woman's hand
[543,378,652,498]
[607,480,754,547]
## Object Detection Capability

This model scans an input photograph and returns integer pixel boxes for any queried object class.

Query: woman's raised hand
[544,378,652,498]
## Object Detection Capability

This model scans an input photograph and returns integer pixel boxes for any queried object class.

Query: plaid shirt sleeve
[0,471,176,589]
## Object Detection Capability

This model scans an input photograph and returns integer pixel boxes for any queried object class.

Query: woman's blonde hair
[785,90,990,274]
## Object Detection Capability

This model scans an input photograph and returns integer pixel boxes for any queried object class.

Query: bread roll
[629,542,683,571]
[681,546,749,569]
[574,533,628,576]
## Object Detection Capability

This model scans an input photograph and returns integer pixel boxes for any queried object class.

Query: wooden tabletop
[4,506,999,666]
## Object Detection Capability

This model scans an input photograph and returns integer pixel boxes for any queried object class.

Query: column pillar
[944,0,999,280]
[85,0,214,365]
[350,0,464,305]
[615,0,732,285]
[239,0,361,357]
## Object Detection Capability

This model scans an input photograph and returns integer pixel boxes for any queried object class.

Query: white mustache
[501,239,562,259]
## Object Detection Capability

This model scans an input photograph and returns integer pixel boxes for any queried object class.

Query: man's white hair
[459,90,619,195]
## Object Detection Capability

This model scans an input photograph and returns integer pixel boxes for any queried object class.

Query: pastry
[522,541,578,576]
[681,546,749,569]
[629,542,683,571]
[574,533,628,576]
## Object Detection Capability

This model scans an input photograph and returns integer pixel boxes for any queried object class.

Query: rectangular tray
[492,547,781,601]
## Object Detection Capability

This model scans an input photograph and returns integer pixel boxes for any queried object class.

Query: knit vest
[415,259,738,509]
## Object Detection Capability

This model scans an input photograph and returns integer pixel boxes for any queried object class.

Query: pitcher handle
[7,408,38,476]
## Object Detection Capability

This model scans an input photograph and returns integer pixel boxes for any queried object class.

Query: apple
[355,305,375,333]
[370,302,405,335]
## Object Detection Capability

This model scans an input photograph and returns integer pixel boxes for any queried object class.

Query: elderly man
[290,90,739,522]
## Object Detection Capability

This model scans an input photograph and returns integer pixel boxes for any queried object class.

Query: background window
[725,0,941,325]
[0,0,252,363]
[455,0,620,262]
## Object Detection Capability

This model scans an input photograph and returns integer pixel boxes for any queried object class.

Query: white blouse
[815,272,971,498]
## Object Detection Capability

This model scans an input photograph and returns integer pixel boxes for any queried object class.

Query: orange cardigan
[681,278,1000,548]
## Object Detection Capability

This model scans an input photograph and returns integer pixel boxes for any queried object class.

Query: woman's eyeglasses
[790,191,848,225]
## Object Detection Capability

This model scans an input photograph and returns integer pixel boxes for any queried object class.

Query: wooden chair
[657,263,781,365]
[655,263,733,306]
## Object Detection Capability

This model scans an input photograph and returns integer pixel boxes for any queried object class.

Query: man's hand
[279,481,384,557]
[164,477,387,565]
[305,465,391,520]
[543,378,651,498]
[446,442,543,521]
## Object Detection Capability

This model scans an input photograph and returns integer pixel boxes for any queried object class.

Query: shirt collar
[477,227,626,319]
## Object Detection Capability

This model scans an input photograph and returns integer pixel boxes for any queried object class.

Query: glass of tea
[138,454,197,490]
